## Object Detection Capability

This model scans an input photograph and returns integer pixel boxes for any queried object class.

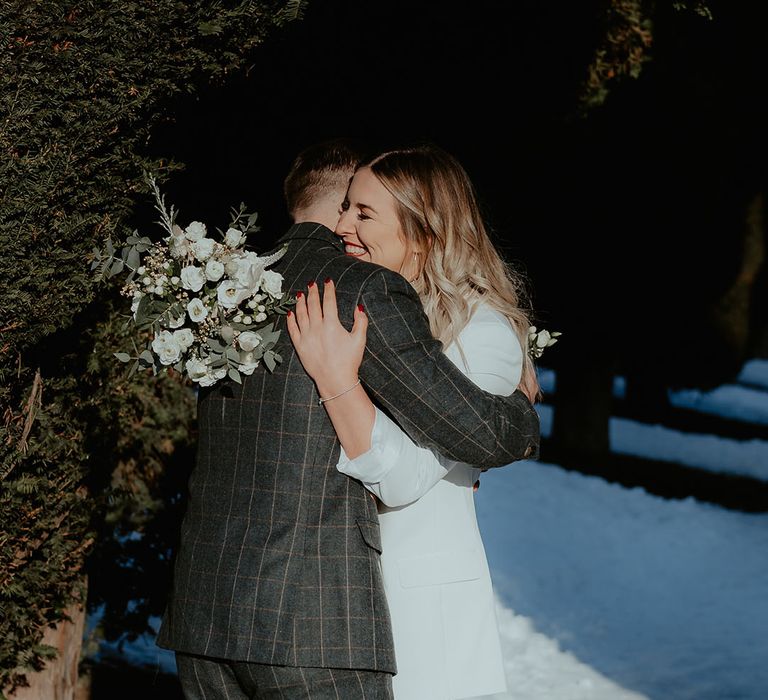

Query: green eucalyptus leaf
[114,352,131,362]
[127,248,141,270]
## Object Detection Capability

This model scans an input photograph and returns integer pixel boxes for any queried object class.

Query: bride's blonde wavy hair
[366,144,540,401]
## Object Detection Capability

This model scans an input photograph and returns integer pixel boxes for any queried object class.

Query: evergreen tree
[0,1,304,693]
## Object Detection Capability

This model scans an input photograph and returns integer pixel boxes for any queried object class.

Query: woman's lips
[344,243,368,257]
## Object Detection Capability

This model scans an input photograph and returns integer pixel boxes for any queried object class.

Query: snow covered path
[475,461,768,700]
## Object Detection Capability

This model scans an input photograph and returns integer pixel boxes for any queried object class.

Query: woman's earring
[408,252,420,284]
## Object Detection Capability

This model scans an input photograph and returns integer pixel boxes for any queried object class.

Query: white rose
[224,227,244,248]
[205,258,225,281]
[180,265,206,292]
[259,269,283,298]
[230,251,265,290]
[184,221,207,242]
[173,328,194,351]
[185,357,208,382]
[237,331,262,352]
[254,312,267,323]
[191,237,215,262]
[239,351,259,376]
[186,298,208,323]
[217,280,250,309]
[151,330,182,366]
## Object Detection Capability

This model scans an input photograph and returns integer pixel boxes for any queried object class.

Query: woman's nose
[334,209,355,236]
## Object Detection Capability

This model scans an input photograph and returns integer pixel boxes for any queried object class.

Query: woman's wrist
[315,373,360,401]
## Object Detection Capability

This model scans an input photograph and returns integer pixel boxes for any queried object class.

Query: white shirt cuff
[336,407,405,483]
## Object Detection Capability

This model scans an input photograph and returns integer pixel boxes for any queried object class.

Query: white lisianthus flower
[166,311,186,329]
[535,329,552,348]
[224,227,244,248]
[254,312,267,323]
[180,265,206,292]
[199,366,227,387]
[186,298,208,323]
[217,280,250,309]
[168,224,191,258]
[173,328,194,351]
[205,258,225,281]
[192,237,215,262]
[237,331,262,352]
[224,258,241,278]
[131,292,144,315]
[184,221,207,242]
[260,269,283,298]
[185,357,208,382]
[152,330,182,365]
[239,351,259,375]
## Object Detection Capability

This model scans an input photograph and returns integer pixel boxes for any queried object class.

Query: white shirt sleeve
[337,309,523,506]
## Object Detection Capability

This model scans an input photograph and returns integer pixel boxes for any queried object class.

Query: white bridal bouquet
[91,175,294,387]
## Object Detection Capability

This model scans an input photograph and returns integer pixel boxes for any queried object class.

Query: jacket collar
[277,221,343,252]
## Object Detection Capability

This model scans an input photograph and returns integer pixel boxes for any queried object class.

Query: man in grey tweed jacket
[157,140,540,698]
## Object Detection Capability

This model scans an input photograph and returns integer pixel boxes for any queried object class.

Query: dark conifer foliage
[0,1,302,691]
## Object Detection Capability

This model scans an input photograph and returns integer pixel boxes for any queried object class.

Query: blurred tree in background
[0,1,303,695]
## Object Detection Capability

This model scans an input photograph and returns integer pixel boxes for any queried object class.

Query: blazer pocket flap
[356,517,382,554]
[398,548,483,588]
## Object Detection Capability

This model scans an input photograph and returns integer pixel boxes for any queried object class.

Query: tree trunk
[6,599,87,700]
[550,357,614,461]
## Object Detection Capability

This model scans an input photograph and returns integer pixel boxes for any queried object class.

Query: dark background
[147,0,767,378]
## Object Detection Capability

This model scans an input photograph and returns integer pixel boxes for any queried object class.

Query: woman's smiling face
[334,167,408,273]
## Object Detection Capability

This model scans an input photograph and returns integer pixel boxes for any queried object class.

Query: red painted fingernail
[296,291,303,298]
[307,280,315,287]
[357,304,365,312]
[287,310,293,317]
[325,277,332,284]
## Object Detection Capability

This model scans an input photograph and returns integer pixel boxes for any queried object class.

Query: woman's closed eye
[356,212,371,221]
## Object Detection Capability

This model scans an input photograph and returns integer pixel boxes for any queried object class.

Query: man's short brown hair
[283,137,369,218]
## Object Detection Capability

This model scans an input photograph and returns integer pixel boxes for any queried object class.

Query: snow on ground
[474,461,768,700]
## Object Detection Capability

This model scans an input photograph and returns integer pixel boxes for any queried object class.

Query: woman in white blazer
[288,144,540,699]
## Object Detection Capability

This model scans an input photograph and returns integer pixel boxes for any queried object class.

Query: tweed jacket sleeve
[355,269,540,470]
